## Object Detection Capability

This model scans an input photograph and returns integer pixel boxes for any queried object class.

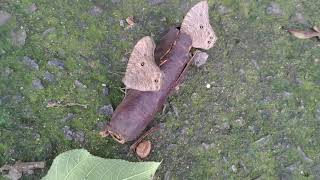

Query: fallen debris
[136,140,152,159]
[46,100,88,108]
[125,16,135,29]
[0,161,45,180]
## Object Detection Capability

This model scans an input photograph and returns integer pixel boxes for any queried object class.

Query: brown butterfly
[122,36,163,91]
[181,1,217,50]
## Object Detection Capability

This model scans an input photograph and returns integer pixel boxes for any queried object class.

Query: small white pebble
[206,83,211,89]
[231,165,237,173]
[102,83,106,87]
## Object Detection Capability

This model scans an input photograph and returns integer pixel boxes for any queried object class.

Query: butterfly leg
[130,125,160,151]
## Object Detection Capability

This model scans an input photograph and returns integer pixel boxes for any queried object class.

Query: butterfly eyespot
[154,79,158,83]
[200,25,204,29]
[208,41,211,44]
[141,62,145,66]
[210,36,214,39]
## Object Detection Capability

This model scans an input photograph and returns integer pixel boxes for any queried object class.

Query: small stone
[62,126,73,140]
[102,86,109,96]
[231,164,238,173]
[48,59,64,69]
[11,29,27,47]
[217,5,231,15]
[206,83,211,89]
[98,105,114,116]
[119,20,125,27]
[89,6,103,16]
[43,71,55,83]
[0,11,11,26]
[193,50,209,67]
[266,2,282,16]
[26,3,37,14]
[21,56,39,70]
[73,131,85,143]
[74,80,87,89]
[148,0,166,5]
[32,78,44,89]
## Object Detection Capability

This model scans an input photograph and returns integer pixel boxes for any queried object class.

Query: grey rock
[266,2,282,16]
[48,59,64,69]
[148,0,166,5]
[290,12,307,24]
[193,50,209,67]
[21,56,39,70]
[73,131,85,143]
[11,29,27,47]
[217,5,231,15]
[119,20,125,27]
[98,105,114,116]
[62,126,73,140]
[164,170,171,180]
[0,11,11,26]
[62,126,85,143]
[89,6,103,16]
[32,78,44,89]
[102,86,109,96]
[43,71,55,82]
[74,80,87,89]
[26,3,37,14]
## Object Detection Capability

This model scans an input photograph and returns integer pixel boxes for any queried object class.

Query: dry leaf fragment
[126,16,135,28]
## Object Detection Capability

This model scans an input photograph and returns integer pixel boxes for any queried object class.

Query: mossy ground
[0,0,320,179]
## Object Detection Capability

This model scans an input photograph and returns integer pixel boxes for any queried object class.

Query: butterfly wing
[122,36,163,91]
[181,1,217,50]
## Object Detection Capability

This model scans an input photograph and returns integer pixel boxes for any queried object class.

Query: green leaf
[42,149,161,180]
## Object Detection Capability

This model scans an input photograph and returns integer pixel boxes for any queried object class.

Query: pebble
[231,164,238,173]
[89,6,103,16]
[119,20,125,27]
[193,50,209,67]
[62,126,85,143]
[48,59,64,69]
[43,71,55,83]
[21,56,39,70]
[74,80,87,89]
[102,86,109,96]
[32,78,44,89]
[11,29,27,47]
[98,105,114,116]
[0,11,11,26]
[266,2,282,16]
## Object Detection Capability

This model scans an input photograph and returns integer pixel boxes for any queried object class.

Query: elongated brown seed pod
[104,31,192,143]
